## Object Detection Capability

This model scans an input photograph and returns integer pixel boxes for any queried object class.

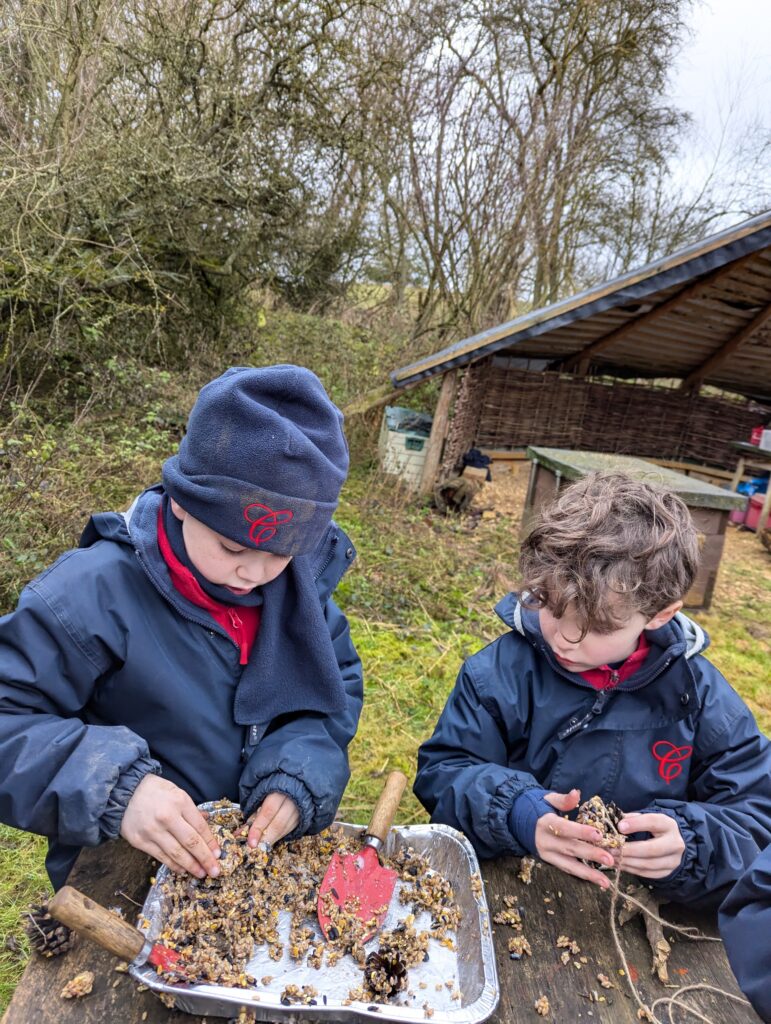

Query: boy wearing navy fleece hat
[0,366,363,890]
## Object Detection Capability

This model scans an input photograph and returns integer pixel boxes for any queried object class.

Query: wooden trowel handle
[365,770,408,844]
[49,885,146,962]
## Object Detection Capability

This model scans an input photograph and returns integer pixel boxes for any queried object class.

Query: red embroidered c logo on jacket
[652,740,693,783]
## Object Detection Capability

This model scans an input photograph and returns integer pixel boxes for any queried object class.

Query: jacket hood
[495,592,709,662]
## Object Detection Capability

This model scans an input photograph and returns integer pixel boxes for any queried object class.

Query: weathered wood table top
[731,441,771,463]
[2,839,759,1023]
[526,447,746,511]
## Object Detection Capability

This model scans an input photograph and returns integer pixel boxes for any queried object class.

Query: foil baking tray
[130,810,499,1023]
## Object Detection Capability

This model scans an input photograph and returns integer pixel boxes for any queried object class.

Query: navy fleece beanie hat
[162,365,348,556]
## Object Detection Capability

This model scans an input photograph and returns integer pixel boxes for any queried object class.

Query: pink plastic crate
[745,493,771,532]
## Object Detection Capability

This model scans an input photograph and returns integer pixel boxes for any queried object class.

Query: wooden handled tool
[317,770,407,942]
[48,885,187,976]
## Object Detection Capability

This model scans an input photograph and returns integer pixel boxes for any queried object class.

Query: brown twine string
[652,986,753,1024]
[607,867,752,1024]
[609,884,720,942]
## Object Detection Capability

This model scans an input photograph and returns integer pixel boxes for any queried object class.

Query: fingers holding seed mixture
[534,790,615,889]
[245,792,301,848]
[120,775,221,879]
[618,812,686,878]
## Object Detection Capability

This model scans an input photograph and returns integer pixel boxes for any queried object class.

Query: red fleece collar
[156,509,260,665]
[579,632,651,690]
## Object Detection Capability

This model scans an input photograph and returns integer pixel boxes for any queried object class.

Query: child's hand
[120,775,221,879]
[245,792,300,848]
[618,812,685,878]
[534,788,615,889]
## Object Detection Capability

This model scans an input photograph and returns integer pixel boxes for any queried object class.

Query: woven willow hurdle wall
[440,360,768,478]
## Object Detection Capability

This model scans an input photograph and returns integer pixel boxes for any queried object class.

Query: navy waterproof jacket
[0,487,363,889]
[719,844,771,1022]
[415,594,771,907]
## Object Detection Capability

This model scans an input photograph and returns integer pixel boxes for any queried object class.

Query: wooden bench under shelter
[385,211,771,566]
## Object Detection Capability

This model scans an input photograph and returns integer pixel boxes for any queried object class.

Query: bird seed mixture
[152,803,462,1004]
[60,970,94,999]
[576,795,625,849]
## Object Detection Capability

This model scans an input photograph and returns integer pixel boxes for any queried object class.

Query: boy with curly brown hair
[415,473,771,906]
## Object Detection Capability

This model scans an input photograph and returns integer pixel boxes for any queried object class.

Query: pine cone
[364,947,408,998]
[24,903,74,958]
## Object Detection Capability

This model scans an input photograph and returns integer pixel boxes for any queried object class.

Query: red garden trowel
[49,886,189,980]
[318,770,407,943]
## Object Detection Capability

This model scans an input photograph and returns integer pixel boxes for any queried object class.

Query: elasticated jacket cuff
[508,788,554,855]
[99,756,161,841]
[242,771,315,840]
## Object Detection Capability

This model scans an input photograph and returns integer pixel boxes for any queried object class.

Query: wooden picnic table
[2,838,759,1024]
[523,447,747,610]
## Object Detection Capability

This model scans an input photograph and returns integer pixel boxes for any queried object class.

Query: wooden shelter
[389,212,771,494]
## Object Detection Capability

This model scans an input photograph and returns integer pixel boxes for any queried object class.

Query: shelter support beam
[560,255,755,374]
[343,377,422,418]
[680,300,771,392]
[419,370,458,496]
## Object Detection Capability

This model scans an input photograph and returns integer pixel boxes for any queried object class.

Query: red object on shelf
[750,425,764,445]
[745,493,771,532]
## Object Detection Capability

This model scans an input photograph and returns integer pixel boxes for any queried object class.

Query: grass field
[1,457,769,1012]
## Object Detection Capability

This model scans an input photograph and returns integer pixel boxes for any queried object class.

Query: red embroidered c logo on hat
[652,740,693,784]
[243,502,293,546]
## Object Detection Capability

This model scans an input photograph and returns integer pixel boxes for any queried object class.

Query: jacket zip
[558,688,615,740]
[134,549,239,653]
[313,531,338,583]
[555,656,678,740]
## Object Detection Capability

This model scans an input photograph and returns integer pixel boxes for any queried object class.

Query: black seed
[328,926,339,940]
[281,996,291,1006]
[323,995,328,1005]
[368,1006,380,1012]
[423,951,430,962]
[331,887,339,900]
[309,999,317,1005]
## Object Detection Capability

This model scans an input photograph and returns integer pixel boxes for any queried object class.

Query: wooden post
[418,369,458,496]
[729,455,746,494]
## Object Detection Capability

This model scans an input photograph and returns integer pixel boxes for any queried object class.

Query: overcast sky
[669,0,771,218]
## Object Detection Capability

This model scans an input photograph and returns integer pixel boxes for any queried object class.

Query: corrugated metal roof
[391,211,771,402]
